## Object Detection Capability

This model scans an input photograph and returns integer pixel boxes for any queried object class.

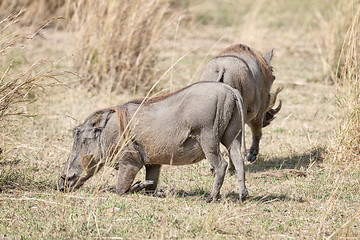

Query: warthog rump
[59,82,249,202]
[200,44,282,164]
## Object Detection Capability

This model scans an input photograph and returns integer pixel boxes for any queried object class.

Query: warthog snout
[263,100,282,127]
[58,173,81,192]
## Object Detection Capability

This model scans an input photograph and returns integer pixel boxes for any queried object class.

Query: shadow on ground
[225,191,307,203]
[168,189,307,203]
[0,169,53,193]
[173,188,209,198]
[86,186,307,204]
[246,146,325,173]
[0,159,53,193]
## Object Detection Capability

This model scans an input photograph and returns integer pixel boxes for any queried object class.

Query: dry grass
[332,1,360,163]
[72,0,175,93]
[0,0,70,26]
[316,1,358,83]
[0,0,359,239]
[0,11,64,196]
[0,12,59,125]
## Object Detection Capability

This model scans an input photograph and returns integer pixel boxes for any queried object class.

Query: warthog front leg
[227,157,236,174]
[116,159,143,195]
[248,118,263,163]
[228,136,248,202]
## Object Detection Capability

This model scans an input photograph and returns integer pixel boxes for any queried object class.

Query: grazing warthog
[200,44,282,164]
[58,82,249,202]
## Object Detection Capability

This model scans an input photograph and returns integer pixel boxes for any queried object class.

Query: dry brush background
[0,0,359,239]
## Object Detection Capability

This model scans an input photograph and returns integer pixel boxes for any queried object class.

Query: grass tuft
[331,1,360,163]
[316,1,358,83]
[0,12,60,124]
[71,0,175,93]
[0,0,70,26]
[0,12,61,196]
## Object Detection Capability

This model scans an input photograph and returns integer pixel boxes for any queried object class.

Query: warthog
[200,44,282,163]
[59,82,249,202]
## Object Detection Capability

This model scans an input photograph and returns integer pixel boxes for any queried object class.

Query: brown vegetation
[0,12,58,124]
[0,0,69,26]
[332,3,360,162]
[317,1,359,83]
[71,0,174,93]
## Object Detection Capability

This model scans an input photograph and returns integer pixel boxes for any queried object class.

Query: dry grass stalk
[317,1,358,83]
[0,13,59,125]
[333,1,360,162]
[72,0,173,93]
[0,0,70,26]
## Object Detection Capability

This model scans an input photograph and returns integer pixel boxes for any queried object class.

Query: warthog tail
[230,88,247,157]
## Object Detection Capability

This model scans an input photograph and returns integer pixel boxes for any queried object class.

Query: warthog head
[261,50,283,128]
[58,110,111,192]
[263,86,283,127]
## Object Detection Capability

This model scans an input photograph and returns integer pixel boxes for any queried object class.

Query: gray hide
[200,44,282,163]
[59,82,248,202]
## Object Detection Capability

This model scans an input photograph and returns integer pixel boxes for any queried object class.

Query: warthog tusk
[266,86,283,112]
[263,100,283,128]
[272,100,282,114]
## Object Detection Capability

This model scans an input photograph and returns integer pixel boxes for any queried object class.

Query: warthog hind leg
[211,157,236,175]
[228,136,249,202]
[200,130,228,202]
[145,164,161,193]
[227,159,236,175]
[206,152,228,202]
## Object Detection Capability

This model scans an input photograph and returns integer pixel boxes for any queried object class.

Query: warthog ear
[90,110,111,128]
[83,110,112,139]
[90,112,103,126]
[264,49,274,66]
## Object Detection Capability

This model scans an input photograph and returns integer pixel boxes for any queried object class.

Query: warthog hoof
[248,148,258,162]
[206,193,221,203]
[227,164,236,175]
[239,188,249,203]
[128,180,154,193]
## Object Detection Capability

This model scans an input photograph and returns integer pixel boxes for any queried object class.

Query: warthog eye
[60,175,66,180]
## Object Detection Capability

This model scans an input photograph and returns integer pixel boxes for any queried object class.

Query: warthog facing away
[200,44,282,163]
[59,82,249,202]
